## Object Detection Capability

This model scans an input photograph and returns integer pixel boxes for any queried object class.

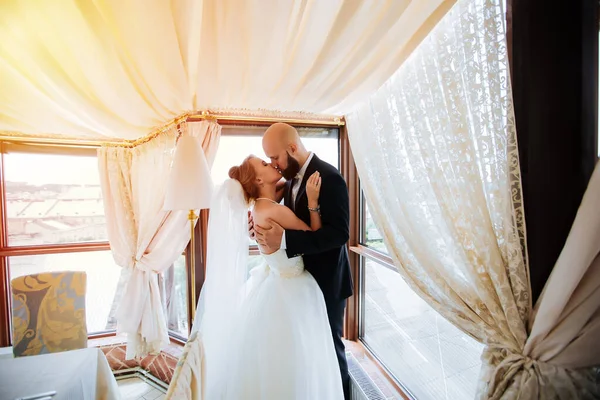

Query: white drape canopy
[0,0,454,140]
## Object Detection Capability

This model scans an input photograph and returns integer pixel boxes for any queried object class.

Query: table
[0,348,120,400]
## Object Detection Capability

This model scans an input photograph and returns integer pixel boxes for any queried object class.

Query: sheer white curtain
[0,0,455,140]
[98,120,220,359]
[346,0,532,398]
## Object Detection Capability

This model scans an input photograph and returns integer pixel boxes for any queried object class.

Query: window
[212,126,340,185]
[0,147,124,339]
[0,125,340,346]
[162,254,189,338]
[0,147,194,341]
[362,257,484,400]
[356,193,484,400]
[211,125,340,250]
[362,195,388,254]
[4,151,107,246]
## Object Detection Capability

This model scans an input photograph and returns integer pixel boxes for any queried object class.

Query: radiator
[348,353,387,400]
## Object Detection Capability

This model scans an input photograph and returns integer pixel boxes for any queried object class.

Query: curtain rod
[0,111,345,149]
[188,111,345,127]
[0,136,109,149]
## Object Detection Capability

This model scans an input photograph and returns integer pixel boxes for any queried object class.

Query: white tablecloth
[0,348,120,400]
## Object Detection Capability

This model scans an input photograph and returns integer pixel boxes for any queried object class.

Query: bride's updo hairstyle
[229,155,260,203]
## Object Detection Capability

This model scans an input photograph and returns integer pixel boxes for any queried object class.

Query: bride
[194,155,344,399]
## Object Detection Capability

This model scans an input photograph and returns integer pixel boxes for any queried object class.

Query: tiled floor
[117,377,166,400]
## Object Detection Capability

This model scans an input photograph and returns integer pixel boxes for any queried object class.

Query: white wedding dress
[219,250,344,399]
[195,179,344,400]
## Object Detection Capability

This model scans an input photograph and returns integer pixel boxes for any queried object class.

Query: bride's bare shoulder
[252,199,281,219]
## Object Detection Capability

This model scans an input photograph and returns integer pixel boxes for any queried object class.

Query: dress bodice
[261,249,304,278]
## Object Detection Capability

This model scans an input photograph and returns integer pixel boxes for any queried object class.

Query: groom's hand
[248,211,255,240]
[255,221,283,250]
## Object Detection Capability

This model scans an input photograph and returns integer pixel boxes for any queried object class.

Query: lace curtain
[98,120,221,359]
[346,0,532,397]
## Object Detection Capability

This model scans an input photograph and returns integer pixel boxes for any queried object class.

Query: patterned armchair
[11,271,88,357]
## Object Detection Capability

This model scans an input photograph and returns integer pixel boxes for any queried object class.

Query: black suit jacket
[284,155,353,301]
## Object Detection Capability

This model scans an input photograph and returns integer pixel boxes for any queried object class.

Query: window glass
[362,196,388,254]
[362,258,484,400]
[211,128,340,186]
[211,128,340,246]
[4,152,106,246]
[162,254,188,338]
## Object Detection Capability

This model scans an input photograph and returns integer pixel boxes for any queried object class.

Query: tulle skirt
[207,264,344,400]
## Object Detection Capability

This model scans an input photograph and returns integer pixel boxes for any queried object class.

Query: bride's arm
[265,204,313,231]
[305,172,322,231]
[259,172,322,234]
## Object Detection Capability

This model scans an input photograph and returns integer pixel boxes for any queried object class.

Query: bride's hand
[306,171,321,208]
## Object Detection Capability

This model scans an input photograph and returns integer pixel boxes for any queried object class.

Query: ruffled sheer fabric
[193,179,250,397]
[98,120,220,359]
[0,0,455,139]
[171,180,343,399]
[219,252,343,399]
[347,0,531,397]
[166,330,205,400]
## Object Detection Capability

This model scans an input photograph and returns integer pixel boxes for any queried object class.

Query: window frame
[0,142,198,345]
[0,120,354,349]
[181,121,349,338]
[0,121,412,396]
[194,121,348,307]
[0,143,117,344]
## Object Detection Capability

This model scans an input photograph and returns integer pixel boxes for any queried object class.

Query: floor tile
[118,377,166,400]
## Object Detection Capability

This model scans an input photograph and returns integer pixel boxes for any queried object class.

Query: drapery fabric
[489,162,600,399]
[166,331,205,400]
[167,179,249,400]
[0,0,454,140]
[347,0,533,398]
[98,120,220,359]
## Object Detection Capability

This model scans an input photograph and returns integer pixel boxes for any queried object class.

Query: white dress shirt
[281,152,314,250]
[291,152,315,205]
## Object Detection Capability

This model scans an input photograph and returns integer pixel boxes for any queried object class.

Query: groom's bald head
[263,123,301,147]
[262,123,309,180]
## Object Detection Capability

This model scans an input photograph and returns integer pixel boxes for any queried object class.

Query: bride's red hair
[229,155,260,203]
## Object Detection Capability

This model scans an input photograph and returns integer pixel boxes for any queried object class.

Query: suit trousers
[325,297,350,400]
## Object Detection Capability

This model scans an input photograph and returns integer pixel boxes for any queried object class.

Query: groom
[253,123,353,399]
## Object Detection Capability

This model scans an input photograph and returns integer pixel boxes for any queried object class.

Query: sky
[4,153,100,185]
